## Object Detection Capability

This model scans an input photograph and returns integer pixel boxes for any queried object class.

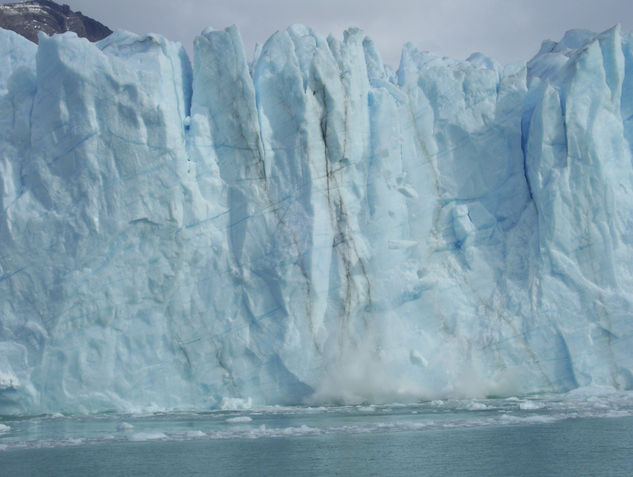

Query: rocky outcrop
[0,0,111,43]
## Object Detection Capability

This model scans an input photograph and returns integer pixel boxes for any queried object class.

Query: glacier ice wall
[1,23,633,414]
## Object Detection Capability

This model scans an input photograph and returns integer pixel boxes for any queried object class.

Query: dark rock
[0,0,112,43]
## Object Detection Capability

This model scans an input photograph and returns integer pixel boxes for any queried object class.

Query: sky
[4,0,633,66]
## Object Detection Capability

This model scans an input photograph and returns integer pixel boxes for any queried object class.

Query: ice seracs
[0,23,632,414]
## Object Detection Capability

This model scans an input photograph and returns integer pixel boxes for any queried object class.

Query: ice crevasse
[1,23,633,414]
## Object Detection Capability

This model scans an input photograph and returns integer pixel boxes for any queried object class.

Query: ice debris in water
[128,432,167,442]
[226,416,253,423]
[117,422,134,431]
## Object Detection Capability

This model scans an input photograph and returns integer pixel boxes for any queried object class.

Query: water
[1,390,633,476]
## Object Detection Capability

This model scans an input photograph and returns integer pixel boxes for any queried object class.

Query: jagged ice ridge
[1,23,633,414]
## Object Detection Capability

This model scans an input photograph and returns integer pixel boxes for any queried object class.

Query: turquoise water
[1,390,633,476]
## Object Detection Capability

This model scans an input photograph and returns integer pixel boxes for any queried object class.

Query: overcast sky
[4,0,633,66]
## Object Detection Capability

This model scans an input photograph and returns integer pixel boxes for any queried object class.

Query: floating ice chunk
[279,424,317,436]
[226,416,253,423]
[65,438,84,446]
[466,401,489,411]
[128,432,167,442]
[519,401,544,410]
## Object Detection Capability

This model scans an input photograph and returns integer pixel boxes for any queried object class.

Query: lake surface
[1,389,632,476]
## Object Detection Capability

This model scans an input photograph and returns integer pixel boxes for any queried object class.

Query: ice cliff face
[1,23,633,414]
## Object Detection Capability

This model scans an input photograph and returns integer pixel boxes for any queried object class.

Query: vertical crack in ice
[315,77,372,359]
[404,88,443,249]
[251,72,319,358]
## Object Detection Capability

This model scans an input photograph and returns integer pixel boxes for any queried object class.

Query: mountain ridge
[0,0,111,43]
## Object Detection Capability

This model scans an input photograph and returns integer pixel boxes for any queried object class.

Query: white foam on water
[0,424,10,433]
[498,414,560,425]
[604,410,631,418]
[0,408,627,451]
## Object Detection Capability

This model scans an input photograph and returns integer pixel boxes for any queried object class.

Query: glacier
[1,23,633,414]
